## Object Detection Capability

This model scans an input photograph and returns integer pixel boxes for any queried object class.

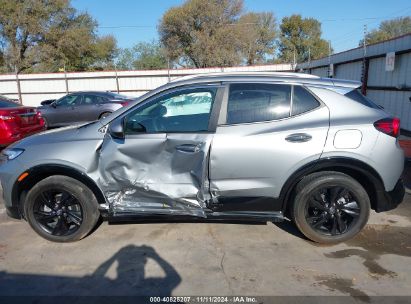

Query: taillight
[36,111,45,125]
[120,101,130,107]
[374,117,400,138]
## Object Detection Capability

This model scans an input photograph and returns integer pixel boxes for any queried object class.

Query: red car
[0,96,46,147]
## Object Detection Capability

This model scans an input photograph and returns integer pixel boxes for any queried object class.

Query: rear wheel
[292,172,370,244]
[24,175,100,242]
[42,117,49,129]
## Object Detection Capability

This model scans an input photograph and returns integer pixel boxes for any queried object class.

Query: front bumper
[375,178,405,212]
[0,180,20,219]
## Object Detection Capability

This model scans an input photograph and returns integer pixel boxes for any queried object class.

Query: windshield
[345,89,380,109]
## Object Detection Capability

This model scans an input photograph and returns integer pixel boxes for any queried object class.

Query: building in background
[297,33,411,131]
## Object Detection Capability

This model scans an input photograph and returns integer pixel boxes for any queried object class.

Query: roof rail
[170,71,320,82]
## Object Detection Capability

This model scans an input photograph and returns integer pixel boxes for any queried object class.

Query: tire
[42,117,49,129]
[99,112,112,119]
[24,175,100,242]
[291,171,370,244]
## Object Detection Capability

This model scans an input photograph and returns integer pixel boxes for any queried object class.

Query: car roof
[68,91,121,97]
[169,72,361,89]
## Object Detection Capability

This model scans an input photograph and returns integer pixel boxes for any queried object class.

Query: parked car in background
[37,91,135,128]
[0,96,45,147]
[0,72,404,243]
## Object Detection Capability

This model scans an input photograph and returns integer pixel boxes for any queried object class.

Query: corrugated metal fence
[297,34,411,131]
[0,64,292,107]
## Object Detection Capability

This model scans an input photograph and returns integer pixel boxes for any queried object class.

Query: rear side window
[0,100,19,108]
[345,89,380,109]
[227,83,291,124]
[292,86,320,115]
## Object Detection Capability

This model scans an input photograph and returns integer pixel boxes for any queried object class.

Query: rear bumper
[0,126,45,147]
[375,178,405,212]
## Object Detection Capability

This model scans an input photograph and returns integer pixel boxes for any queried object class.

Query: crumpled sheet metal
[95,133,213,218]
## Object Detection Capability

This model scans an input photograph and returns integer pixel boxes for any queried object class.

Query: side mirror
[51,102,57,108]
[40,99,55,106]
[108,117,125,139]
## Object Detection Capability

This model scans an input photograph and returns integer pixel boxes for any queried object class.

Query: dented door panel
[95,132,213,217]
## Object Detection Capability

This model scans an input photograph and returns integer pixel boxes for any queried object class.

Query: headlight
[1,148,24,160]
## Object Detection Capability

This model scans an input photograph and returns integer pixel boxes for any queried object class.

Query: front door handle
[285,133,312,143]
[176,144,202,153]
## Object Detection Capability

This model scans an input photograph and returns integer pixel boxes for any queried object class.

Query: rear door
[77,94,104,122]
[98,85,224,217]
[209,83,330,211]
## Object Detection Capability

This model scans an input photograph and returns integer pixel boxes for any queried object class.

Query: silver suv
[0,72,405,244]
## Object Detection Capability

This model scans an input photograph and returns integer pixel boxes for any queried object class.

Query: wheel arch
[280,157,385,214]
[12,164,106,218]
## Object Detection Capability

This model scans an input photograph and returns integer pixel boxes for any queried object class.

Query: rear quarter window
[0,100,19,108]
[292,86,320,115]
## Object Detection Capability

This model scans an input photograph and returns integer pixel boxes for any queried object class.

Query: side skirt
[104,210,284,223]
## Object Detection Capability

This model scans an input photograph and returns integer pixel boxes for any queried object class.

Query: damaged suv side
[0,72,405,243]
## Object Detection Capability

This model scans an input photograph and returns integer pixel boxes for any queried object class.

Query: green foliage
[159,0,245,67]
[360,17,411,45]
[238,12,277,65]
[0,0,117,73]
[116,41,168,70]
[278,14,329,64]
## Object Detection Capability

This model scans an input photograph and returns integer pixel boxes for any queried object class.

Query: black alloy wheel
[305,186,360,236]
[25,175,100,242]
[292,172,370,244]
[33,190,83,236]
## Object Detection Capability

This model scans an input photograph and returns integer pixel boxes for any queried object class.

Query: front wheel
[292,172,370,244]
[24,175,100,242]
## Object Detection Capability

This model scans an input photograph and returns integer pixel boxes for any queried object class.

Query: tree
[237,12,277,65]
[116,41,168,70]
[278,14,329,64]
[159,0,244,68]
[0,0,117,73]
[360,17,411,45]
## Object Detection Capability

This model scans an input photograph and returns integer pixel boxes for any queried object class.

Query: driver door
[49,94,82,126]
[98,85,224,217]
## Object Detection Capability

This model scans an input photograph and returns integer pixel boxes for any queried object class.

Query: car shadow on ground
[0,245,181,297]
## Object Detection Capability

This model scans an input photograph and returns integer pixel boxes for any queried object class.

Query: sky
[72,0,411,54]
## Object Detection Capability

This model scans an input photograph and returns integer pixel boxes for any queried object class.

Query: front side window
[56,95,82,106]
[125,87,217,134]
[227,83,291,124]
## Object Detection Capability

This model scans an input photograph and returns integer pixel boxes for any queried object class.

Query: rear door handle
[285,133,312,143]
[176,144,202,153]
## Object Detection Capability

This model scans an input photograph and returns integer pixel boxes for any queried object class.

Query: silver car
[38,91,134,128]
[0,72,405,243]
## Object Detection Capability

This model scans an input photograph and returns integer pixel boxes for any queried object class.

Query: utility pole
[167,57,171,83]
[361,24,369,95]
[14,66,22,104]
[63,63,69,94]
[308,47,311,69]
[328,40,332,77]
[293,46,296,69]
[363,24,367,58]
